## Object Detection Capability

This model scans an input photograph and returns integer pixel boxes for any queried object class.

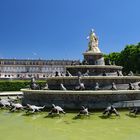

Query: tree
[104,52,120,65]
[104,43,140,74]
[119,43,140,73]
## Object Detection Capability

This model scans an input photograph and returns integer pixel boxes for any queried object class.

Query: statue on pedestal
[94,82,100,90]
[128,83,135,90]
[87,29,101,53]
[111,82,117,90]
[30,77,40,90]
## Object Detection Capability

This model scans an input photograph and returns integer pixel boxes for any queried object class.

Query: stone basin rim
[21,89,140,95]
[47,76,140,80]
[66,65,123,69]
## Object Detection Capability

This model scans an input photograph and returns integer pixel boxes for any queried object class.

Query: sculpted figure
[117,70,123,76]
[77,106,89,116]
[103,105,120,116]
[83,70,89,76]
[128,71,134,76]
[94,82,100,90]
[129,107,140,116]
[102,70,107,76]
[43,83,49,90]
[79,82,85,90]
[16,95,23,100]
[138,83,140,90]
[30,77,40,90]
[128,83,135,90]
[107,59,111,65]
[10,103,24,112]
[77,71,82,77]
[0,98,11,108]
[111,82,117,90]
[82,59,88,65]
[60,83,67,90]
[7,96,17,102]
[75,77,85,90]
[87,29,101,53]
[48,104,66,115]
[66,70,72,77]
[55,71,59,77]
[26,104,45,113]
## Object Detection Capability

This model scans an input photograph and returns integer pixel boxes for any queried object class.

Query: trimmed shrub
[0,80,46,91]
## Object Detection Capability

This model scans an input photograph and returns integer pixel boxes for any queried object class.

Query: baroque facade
[0,59,79,79]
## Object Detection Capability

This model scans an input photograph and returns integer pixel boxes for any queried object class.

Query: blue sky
[0,0,140,60]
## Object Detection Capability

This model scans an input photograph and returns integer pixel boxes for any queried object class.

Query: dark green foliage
[0,80,46,91]
[119,43,140,73]
[104,52,121,65]
[104,43,140,74]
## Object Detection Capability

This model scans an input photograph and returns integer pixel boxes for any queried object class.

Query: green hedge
[0,80,46,91]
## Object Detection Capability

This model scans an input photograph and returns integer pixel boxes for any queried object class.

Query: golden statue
[87,29,101,53]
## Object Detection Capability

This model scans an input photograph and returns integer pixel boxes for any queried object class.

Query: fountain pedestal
[83,51,105,65]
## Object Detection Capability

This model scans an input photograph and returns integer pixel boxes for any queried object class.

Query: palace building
[0,59,79,79]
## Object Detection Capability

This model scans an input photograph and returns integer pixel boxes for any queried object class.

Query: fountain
[21,29,140,109]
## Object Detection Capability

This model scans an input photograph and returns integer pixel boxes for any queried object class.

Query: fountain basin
[47,76,140,90]
[21,89,140,109]
[66,65,123,76]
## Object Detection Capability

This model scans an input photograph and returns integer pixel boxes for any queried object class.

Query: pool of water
[0,110,140,140]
